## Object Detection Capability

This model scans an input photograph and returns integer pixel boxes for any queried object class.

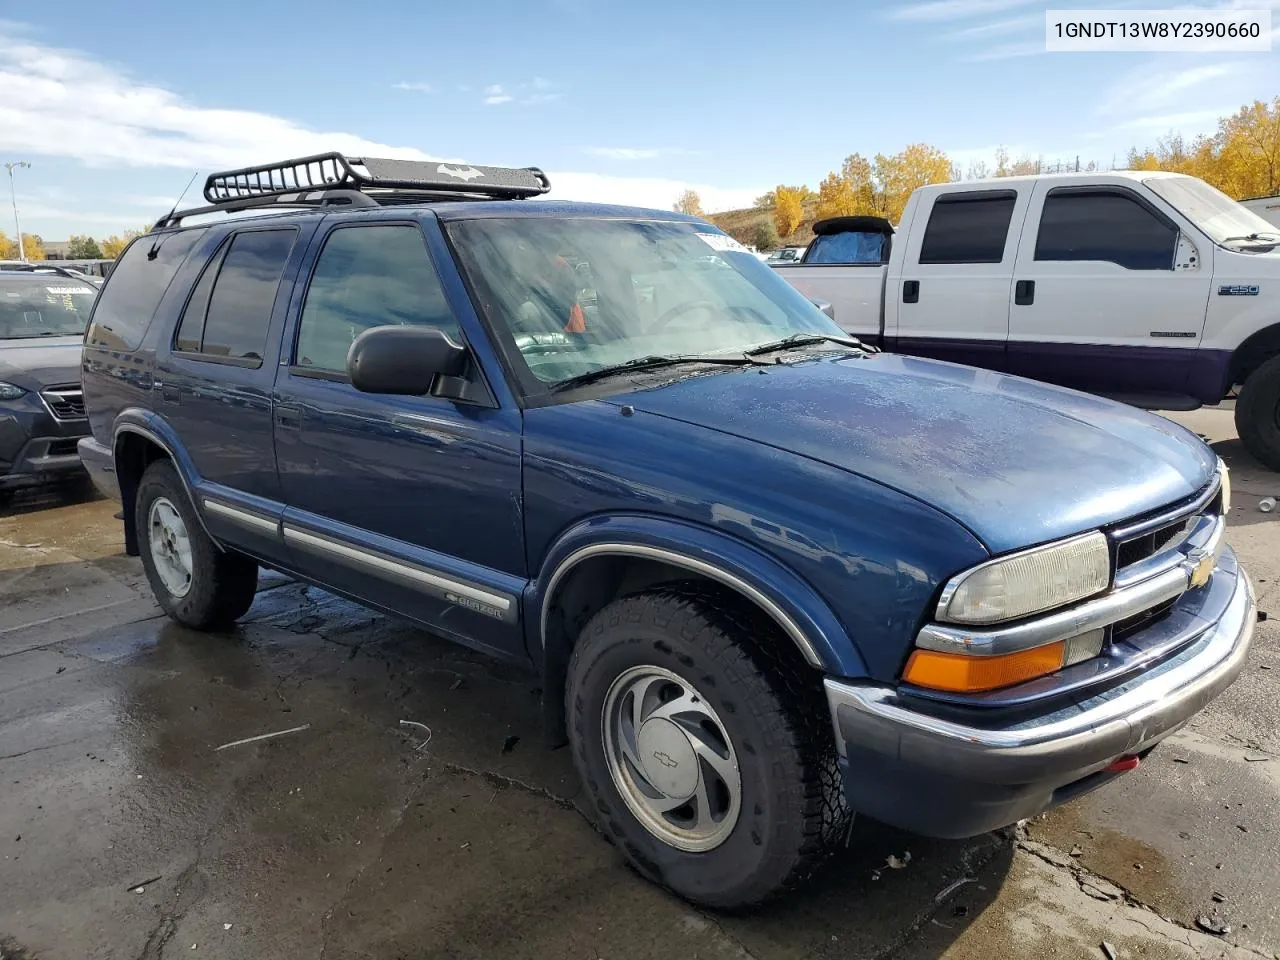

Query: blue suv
[78,154,1255,908]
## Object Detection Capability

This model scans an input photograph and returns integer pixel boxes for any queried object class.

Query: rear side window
[86,230,206,351]
[1035,191,1177,270]
[918,192,1016,265]
[294,225,459,374]
[175,229,296,366]
[805,232,887,264]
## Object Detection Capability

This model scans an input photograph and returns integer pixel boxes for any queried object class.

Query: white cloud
[889,0,1040,21]
[587,147,691,161]
[0,33,445,169]
[1095,62,1240,117]
[392,81,433,93]
[947,13,1039,39]
[483,83,512,105]
[963,40,1044,60]
[532,76,553,90]
[484,79,562,106]
[1112,109,1230,133]
[0,29,758,233]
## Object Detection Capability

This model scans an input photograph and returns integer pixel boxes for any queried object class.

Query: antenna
[149,172,199,258]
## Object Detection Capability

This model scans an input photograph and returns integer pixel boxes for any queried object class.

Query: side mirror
[810,299,835,321]
[347,325,469,396]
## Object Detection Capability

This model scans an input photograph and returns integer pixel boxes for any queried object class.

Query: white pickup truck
[772,171,1280,470]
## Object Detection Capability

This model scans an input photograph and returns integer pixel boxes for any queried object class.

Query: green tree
[752,220,779,251]
[67,235,104,259]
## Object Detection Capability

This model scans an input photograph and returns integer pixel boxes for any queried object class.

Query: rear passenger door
[889,188,1028,371]
[273,219,525,659]
[156,224,314,564]
[1007,184,1211,399]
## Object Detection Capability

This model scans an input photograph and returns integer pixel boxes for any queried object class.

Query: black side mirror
[347,325,469,396]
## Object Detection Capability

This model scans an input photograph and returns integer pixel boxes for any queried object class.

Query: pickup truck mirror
[810,299,836,321]
[347,325,469,397]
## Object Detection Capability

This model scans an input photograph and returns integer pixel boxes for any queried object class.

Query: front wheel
[135,460,259,629]
[566,585,845,908]
[1236,354,1280,472]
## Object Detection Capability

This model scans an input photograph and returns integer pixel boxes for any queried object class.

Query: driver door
[273,218,527,659]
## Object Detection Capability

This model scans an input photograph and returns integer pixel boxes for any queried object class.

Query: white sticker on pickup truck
[46,286,96,295]
[694,232,749,253]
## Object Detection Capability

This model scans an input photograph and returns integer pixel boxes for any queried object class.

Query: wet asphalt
[0,407,1277,960]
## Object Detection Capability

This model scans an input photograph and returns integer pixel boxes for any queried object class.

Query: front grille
[1116,517,1193,569]
[41,386,86,421]
[1110,596,1179,642]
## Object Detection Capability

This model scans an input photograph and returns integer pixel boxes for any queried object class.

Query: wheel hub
[148,497,193,599]
[636,718,698,799]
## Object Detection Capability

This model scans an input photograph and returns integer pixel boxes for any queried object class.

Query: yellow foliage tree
[100,230,145,259]
[816,154,877,219]
[22,235,46,261]
[773,186,806,237]
[0,232,16,259]
[673,190,704,217]
[873,143,953,222]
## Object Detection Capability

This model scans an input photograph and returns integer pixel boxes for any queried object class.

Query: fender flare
[112,410,219,548]
[529,513,867,677]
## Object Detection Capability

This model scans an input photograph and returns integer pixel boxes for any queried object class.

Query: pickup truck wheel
[135,460,259,630]
[1235,354,1280,471]
[566,585,844,908]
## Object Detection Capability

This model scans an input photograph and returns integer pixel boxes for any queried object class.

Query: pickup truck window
[918,192,1015,265]
[1035,191,1176,270]
[86,229,205,352]
[805,232,886,265]
[448,219,838,392]
[295,225,460,374]
[174,228,296,366]
[1144,175,1278,245]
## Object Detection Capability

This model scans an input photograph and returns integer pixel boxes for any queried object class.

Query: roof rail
[0,261,99,283]
[152,152,551,231]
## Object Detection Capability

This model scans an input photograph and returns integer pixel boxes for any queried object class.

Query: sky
[1,0,1278,240]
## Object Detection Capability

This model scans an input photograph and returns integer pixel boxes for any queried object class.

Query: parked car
[1242,194,1280,229]
[0,266,96,500]
[772,172,1280,470]
[79,153,1255,908]
[766,245,806,264]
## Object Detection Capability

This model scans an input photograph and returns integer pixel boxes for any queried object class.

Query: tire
[566,584,847,908]
[135,460,259,630]
[1236,354,1280,471]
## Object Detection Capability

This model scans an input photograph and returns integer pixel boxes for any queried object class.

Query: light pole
[5,161,30,263]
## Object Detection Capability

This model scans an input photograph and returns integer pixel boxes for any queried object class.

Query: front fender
[528,513,868,678]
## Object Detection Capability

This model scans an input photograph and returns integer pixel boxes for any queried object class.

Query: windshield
[1143,175,1279,244]
[0,278,97,340]
[448,219,843,390]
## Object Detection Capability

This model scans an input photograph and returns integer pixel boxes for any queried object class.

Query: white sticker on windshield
[46,286,95,295]
[694,232,749,253]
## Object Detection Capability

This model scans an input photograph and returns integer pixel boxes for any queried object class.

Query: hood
[0,336,84,390]
[608,353,1217,554]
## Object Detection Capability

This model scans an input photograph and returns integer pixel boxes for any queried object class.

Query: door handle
[153,379,180,403]
[902,280,920,304]
[276,406,302,429]
[1014,280,1035,305]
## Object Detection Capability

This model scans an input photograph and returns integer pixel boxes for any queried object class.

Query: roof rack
[153,152,551,230]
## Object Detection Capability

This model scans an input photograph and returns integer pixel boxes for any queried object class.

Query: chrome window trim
[281,523,514,620]
[918,515,1225,657]
[540,543,824,668]
[203,499,279,535]
[934,530,1110,624]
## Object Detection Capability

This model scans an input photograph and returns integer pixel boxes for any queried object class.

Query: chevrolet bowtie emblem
[1188,552,1214,589]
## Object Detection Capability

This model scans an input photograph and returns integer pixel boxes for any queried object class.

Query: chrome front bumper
[825,552,1254,837]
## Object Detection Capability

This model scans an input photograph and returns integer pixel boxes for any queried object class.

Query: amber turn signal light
[903,641,1068,693]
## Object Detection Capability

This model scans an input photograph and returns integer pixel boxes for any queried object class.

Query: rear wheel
[135,460,258,629]
[566,584,846,908]
[1236,354,1280,471]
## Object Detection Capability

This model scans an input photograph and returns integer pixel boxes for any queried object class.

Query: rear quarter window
[86,229,206,351]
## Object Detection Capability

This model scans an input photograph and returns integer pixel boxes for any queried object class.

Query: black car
[0,267,96,500]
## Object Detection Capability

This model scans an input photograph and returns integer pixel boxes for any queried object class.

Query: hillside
[707,198,822,249]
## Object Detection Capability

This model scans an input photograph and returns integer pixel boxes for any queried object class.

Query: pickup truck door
[889,187,1030,371]
[1007,182,1211,402]
[272,217,526,660]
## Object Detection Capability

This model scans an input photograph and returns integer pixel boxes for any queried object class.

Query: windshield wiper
[744,333,875,356]
[1222,232,1280,243]
[550,354,762,393]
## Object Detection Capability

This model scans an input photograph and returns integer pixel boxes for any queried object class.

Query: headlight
[937,531,1110,625]
[1217,459,1231,515]
[0,381,27,401]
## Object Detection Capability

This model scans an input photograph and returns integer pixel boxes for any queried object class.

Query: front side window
[295,225,459,374]
[918,192,1016,265]
[0,277,98,340]
[176,229,296,364]
[447,219,839,391]
[1036,192,1177,270]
